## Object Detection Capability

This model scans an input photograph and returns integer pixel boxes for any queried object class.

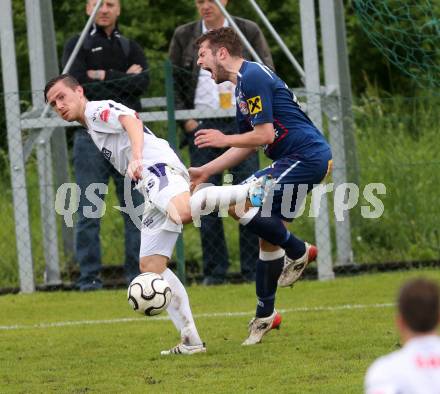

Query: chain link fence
[350,94,440,264]
[1,62,439,292]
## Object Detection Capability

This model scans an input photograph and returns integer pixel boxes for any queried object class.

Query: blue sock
[282,233,306,260]
[245,211,306,260]
[256,256,284,318]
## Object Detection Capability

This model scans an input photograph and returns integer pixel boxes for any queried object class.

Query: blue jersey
[235,61,330,161]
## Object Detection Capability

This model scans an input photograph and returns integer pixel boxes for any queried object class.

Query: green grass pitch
[1,269,439,393]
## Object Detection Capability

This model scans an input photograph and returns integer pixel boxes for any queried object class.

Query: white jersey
[365,335,440,394]
[84,100,186,176]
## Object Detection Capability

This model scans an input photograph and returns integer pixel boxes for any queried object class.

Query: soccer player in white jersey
[365,278,440,394]
[44,74,205,355]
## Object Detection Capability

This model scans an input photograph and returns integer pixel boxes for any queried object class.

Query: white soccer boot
[248,175,275,207]
[242,311,282,346]
[277,242,317,288]
[160,342,206,356]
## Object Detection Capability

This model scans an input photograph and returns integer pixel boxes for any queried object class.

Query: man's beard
[214,62,229,84]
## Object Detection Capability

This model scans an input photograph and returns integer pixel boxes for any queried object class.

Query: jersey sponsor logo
[91,46,103,52]
[415,355,440,368]
[101,147,112,161]
[247,96,263,115]
[100,109,110,123]
[92,105,104,122]
[142,216,154,228]
[146,178,155,191]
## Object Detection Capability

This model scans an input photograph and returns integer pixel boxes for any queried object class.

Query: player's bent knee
[175,204,192,224]
[260,238,280,252]
[228,199,254,220]
[168,206,192,225]
[180,210,193,225]
[139,255,168,274]
[168,192,192,225]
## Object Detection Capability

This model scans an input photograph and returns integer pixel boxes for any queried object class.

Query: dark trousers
[188,118,260,281]
[73,130,142,288]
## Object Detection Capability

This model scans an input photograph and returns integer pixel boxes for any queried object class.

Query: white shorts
[139,229,179,259]
[138,164,189,258]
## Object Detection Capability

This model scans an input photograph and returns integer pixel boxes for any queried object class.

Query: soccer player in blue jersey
[189,27,332,345]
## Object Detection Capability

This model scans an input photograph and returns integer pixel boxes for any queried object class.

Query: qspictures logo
[54,177,386,231]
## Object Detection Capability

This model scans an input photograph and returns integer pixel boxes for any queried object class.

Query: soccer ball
[127,272,172,316]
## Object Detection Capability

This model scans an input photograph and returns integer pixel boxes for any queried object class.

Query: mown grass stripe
[0,302,394,331]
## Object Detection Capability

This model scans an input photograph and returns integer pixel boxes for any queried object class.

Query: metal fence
[2,60,439,292]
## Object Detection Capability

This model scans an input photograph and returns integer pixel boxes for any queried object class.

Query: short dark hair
[196,27,243,57]
[398,278,440,333]
[44,74,81,103]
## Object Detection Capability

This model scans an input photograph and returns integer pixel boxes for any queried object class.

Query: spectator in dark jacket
[62,0,149,290]
[169,0,274,285]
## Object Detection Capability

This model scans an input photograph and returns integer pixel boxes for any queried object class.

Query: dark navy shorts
[243,149,332,222]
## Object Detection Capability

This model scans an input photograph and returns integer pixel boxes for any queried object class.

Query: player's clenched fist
[127,159,143,181]
[194,129,229,148]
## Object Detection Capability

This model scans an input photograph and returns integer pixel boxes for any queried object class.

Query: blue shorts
[243,149,332,222]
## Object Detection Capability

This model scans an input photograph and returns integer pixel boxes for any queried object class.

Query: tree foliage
[0,0,430,151]
[5,0,422,94]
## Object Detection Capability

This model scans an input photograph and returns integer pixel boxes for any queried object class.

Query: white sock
[161,268,203,346]
[190,184,250,226]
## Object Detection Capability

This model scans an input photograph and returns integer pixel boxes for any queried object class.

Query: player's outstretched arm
[189,146,255,191]
[194,123,275,149]
[119,114,144,181]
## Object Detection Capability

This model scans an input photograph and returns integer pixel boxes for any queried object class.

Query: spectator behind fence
[365,278,440,394]
[169,0,274,285]
[62,0,149,291]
